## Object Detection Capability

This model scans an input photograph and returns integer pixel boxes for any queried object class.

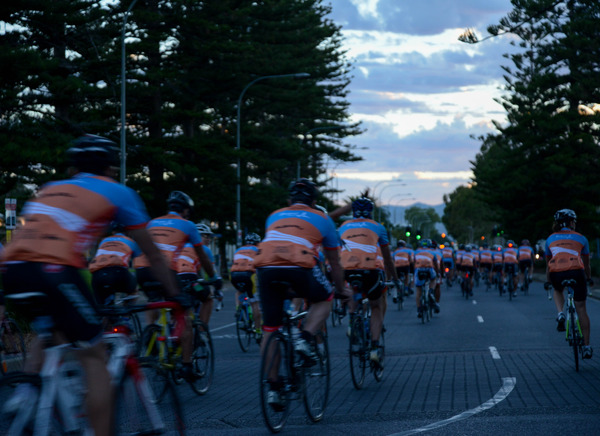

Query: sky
[324,0,517,208]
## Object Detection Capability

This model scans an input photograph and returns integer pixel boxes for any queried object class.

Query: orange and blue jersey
[545,228,589,273]
[2,173,149,269]
[392,247,412,267]
[503,247,518,264]
[414,248,435,269]
[175,242,200,274]
[133,211,201,271]
[517,245,534,261]
[231,245,259,273]
[460,251,475,268]
[479,248,492,264]
[89,233,141,273]
[338,218,389,270]
[254,203,339,269]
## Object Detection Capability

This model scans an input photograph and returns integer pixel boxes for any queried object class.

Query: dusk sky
[324,0,517,207]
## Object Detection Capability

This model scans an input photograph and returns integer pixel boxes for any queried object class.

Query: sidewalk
[532,273,600,300]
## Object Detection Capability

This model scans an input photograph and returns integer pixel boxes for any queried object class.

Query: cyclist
[503,240,519,297]
[255,178,350,409]
[133,190,222,380]
[517,239,534,292]
[414,239,439,317]
[197,223,224,311]
[441,243,455,286]
[492,244,504,292]
[88,222,140,306]
[479,243,493,287]
[0,135,179,436]
[545,209,593,359]
[460,245,476,296]
[431,240,443,304]
[392,240,412,301]
[455,243,465,286]
[231,232,262,337]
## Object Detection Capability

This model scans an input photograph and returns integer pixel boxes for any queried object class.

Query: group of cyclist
[0,132,595,433]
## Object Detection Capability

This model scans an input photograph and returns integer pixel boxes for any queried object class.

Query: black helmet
[288,178,319,203]
[66,134,119,174]
[554,209,576,224]
[245,232,261,245]
[352,197,374,218]
[167,191,194,213]
[110,222,125,233]
[520,239,530,246]
[397,239,406,247]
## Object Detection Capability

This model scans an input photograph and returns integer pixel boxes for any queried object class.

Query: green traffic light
[416,235,421,240]
[405,231,411,237]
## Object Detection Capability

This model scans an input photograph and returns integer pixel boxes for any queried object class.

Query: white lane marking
[489,346,501,359]
[211,322,236,332]
[388,377,516,436]
[472,300,477,305]
[211,334,237,339]
[477,316,484,323]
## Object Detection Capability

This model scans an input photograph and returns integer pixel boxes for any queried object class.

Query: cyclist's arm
[129,227,179,297]
[324,248,349,298]
[583,254,591,280]
[380,244,399,282]
[194,244,217,278]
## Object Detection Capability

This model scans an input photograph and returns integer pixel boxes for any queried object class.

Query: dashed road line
[489,346,501,359]
[211,322,236,332]
[477,316,484,323]
[387,377,516,435]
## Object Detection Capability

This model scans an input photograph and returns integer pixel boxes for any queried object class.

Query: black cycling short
[492,263,503,272]
[231,271,255,298]
[91,266,137,305]
[257,266,332,331]
[518,260,532,273]
[504,263,518,275]
[136,267,179,302]
[345,269,386,301]
[549,269,587,302]
[395,266,410,278]
[480,263,492,272]
[1,262,102,347]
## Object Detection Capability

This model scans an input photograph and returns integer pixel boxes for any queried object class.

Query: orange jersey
[338,218,390,270]
[414,248,435,269]
[503,248,518,264]
[255,203,339,269]
[2,173,149,268]
[545,229,589,273]
[89,233,140,273]
[231,245,259,273]
[175,243,199,274]
[392,248,411,267]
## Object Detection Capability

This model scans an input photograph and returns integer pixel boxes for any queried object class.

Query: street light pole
[236,72,310,246]
[120,0,139,185]
[377,182,406,221]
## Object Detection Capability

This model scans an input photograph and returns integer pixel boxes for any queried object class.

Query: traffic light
[416,230,422,240]
[405,226,411,237]
[441,232,446,239]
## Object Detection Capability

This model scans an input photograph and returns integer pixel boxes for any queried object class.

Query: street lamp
[377,182,406,221]
[120,0,139,185]
[297,125,344,179]
[372,178,402,200]
[236,72,310,246]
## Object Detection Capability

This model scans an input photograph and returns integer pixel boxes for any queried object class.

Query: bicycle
[330,293,347,327]
[521,273,531,295]
[461,271,473,300]
[0,316,27,375]
[392,275,403,310]
[0,293,185,435]
[506,267,516,301]
[545,280,585,371]
[259,304,330,433]
[348,291,386,389]
[494,268,504,296]
[236,292,261,352]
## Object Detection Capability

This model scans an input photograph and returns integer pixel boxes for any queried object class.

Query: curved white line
[387,377,516,436]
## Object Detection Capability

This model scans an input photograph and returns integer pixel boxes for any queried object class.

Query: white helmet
[196,223,213,235]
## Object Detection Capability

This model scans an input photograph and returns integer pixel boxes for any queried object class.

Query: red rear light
[112,325,131,335]
[445,267,449,273]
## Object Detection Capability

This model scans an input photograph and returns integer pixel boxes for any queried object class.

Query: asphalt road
[176,279,600,435]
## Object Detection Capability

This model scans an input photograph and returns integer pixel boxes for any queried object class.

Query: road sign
[4,198,17,229]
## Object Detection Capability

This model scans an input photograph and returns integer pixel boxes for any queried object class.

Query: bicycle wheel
[570,311,579,372]
[331,299,342,327]
[303,331,329,422]
[348,315,366,389]
[0,372,42,435]
[260,331,292,433]
[0,318,27,374]
[128,312,143,354]
[115,360,185,436]
[236,307,252,352]
[373,327,385,382]
[189,321,214,395]
[396,287,404,311]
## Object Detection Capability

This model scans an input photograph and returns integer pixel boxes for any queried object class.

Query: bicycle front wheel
[0,318,27,374]
[303,331,330,422]
[373,327,385,382]
[236,308,252,352]
[115,360,185,436]
[260,331,292,433]
[349,315,366,389]
[0,372,42,435]
[190,321,214,395]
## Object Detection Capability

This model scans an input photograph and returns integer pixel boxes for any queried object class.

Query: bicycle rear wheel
[260,331,292,433]
[330,299,341,327]
[115,360,185,435]
[349,315,366,389]
[0,372,42,435]
[236,308,252,352]
[303,331,329,422]
[0,318,27,374]
[570,311,580,372]
[190,321,214,395]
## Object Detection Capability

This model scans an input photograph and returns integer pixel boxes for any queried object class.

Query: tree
[403,206,440,244]
[442,185,495,244]
[470,0,600,242]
